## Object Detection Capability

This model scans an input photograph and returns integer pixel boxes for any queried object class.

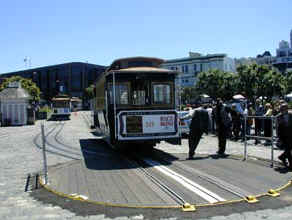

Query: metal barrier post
[41,123,48,184]
[244,115,247,161]
[244,115,278,168]
[270,117,275,168]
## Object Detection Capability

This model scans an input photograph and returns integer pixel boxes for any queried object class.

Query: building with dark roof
[0,62,106,100]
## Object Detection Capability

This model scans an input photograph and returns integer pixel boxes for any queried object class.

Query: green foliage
[195,69,236,101]
[286,71,292,93]
[180,87,198,104]
[262,68,286,101]
[194,64,288,102]
[236,64,258,101]
[84,84,95,100]
[288,101,292,109]
[39,106,52,113]
[0,76,41,101]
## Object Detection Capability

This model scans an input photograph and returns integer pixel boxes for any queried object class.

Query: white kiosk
[0,81,31,126]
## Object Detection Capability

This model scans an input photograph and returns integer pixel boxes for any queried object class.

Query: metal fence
[243,115,278,167]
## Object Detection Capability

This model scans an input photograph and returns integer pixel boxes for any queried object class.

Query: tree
[286,71,292,94]
[180,87,198,104]
[0,76,41,101]
[195,69,236,101]
[180,87,191,104]
[236,64,287,102]
[253,64,270,101]
[84,84,95,100]
[261,68,287,101]
[236,64,258,102]
[221,72,237,101]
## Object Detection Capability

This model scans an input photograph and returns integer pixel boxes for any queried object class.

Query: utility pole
[24,56,31,69]
[24,57,28,69]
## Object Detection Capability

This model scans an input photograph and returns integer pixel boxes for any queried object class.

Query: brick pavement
[0,111,291,220]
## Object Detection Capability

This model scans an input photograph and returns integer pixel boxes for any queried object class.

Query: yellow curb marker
[182,203,196,212]
[267,189,280,197]
[245,195,259,203]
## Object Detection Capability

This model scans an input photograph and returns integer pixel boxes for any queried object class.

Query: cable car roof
[107,56,164,71]
[108,67,177,73]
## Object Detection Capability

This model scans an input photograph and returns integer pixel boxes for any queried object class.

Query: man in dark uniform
[277,103,292,170]
[215,99,231,155]
[230,104,241,141]
[181,105,209,159]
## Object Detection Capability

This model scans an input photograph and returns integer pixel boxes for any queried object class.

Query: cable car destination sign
[118,110,178,139]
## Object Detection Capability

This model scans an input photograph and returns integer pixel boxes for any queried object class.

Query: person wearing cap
[277,103,292,169]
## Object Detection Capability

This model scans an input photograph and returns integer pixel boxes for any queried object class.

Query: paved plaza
[0,111,292,220]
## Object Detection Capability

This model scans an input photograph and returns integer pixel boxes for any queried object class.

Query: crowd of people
[180,98,292,170]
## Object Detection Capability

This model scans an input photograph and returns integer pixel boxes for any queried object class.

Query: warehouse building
[0,62,106,100]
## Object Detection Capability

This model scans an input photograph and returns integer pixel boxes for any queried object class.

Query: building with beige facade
[161,52,235,88]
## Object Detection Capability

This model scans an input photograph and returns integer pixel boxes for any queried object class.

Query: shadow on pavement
[79,138,145,171]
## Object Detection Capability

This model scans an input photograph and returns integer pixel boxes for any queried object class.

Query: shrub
[39,106,52,113]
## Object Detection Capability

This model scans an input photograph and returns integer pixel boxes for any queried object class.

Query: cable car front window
[131,80,149,105]
[108,83,129,105]
[153,84,171,104]
[53,100,70,108]
[133,90,146,105]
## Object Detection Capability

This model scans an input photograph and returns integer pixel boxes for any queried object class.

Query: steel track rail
[33,122,81,160]
[151,153,257,200]
[34,120,110,160]
[44,123,82,158]
[123,153,187,206]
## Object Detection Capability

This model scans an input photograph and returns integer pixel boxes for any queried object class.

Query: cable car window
[108,83,129,105]
[52,100,70,108]
[133,90,145,105]
[131,80,149,105]
[153,83,171,104]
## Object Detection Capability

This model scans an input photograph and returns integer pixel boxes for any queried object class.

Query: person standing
[246,104,255,136]
[254,99,264,145]
[277,103,292,170]
[215,99,231,155]
[206,104,213,133]
[230,104,241,141]
[263,103,273,145]
[180,105,209,159]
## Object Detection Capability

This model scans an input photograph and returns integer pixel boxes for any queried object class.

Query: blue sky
[0,0,291,73]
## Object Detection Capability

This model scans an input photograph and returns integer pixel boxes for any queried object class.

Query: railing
[243,115,278,168]
[273,56,292,64]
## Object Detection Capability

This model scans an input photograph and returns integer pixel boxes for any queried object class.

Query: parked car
[178,111,191,136]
